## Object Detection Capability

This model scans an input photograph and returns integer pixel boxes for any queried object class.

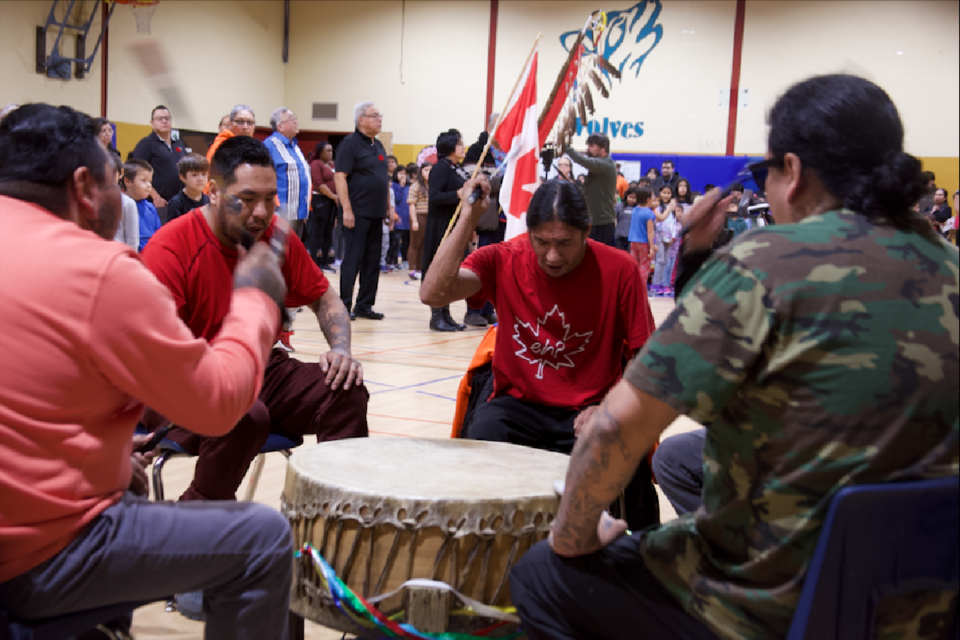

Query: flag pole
[439,32,542,245]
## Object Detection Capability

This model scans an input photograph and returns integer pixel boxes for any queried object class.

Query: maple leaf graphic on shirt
[512,305,593,380]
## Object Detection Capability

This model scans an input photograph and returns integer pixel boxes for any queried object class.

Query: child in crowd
[390,166,412,269]
[615,186,639,251]
[627,187,657,288]
[166,154,210,221]
[123,158,159,252]
[381,185,397,272]
[111,155,139,252]
[652,205,680,296]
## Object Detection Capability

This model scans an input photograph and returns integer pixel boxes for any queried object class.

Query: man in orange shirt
[206,104,256,170]
[615,162,629,201]
[0,104,293,639]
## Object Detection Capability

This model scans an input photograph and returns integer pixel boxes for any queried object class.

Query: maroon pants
[169,348,369,501]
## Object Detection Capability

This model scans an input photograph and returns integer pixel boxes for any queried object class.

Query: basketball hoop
[110,0,159,35]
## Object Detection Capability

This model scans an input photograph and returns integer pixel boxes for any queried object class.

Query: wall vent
[312,103,338,120]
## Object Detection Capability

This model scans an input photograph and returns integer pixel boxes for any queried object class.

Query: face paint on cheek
[223,195,243,216]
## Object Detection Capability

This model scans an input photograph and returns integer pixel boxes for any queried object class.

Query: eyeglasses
[740,157,782,192]
[362,112,383,120]
[233,119,255,126]
[153,115,172,122]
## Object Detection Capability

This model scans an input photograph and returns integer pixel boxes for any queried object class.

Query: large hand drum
[282,438,569,635]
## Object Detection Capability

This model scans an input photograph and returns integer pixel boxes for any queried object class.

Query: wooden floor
[130,267,698,639]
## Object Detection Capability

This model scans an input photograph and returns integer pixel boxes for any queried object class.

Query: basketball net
[111,0,159,35]
[130,2,158,35]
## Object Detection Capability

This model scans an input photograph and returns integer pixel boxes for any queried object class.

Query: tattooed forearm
[552,399,642,556]
[312,289,351,353]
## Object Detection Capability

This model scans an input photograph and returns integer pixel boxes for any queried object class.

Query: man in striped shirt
[265,107,311,237]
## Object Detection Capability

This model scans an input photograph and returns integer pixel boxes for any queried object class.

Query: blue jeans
[0,492,292,640]
[652,428,706,514]
[654,248,677,287]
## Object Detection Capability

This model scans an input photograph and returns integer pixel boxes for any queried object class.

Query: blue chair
[786,476,960,640]
[142,428,303,502]
[2,600,150,640]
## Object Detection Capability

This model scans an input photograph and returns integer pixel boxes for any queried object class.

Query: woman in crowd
[556,156,577,185]
[93,117,121,161]
[675,178,693,206]
[406,163,431,280]
[646,167,660,181]
[422,129,467,332]
[928,187,953,234]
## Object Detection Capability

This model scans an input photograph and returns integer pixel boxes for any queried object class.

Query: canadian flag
[494,46,539,241]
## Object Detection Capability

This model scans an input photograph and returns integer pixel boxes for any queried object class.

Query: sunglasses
[739,157,783,192]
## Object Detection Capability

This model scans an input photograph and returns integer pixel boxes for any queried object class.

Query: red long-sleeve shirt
[0,196,279,581]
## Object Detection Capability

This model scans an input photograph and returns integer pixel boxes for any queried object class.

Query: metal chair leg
[151,450,178,502]
[243,453,267,502]
[243,449,293,501]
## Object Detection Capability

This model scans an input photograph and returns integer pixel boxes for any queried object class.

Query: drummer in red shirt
[421,178,659,529]
[142,136,369,504]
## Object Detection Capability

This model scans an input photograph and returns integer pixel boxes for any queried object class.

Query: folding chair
[136,426,302,502]
[786,475,960,640]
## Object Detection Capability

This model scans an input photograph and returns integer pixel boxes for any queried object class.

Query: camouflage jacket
[624,209,960,639]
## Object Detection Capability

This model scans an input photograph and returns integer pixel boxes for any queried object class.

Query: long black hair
[767,74,927,235]
[527,180,591,232]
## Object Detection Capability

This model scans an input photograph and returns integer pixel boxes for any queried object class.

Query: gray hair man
[333,101,390,320]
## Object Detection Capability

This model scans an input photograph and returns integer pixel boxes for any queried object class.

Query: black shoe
[350,311,356,321]
[482,310,498,325]
[354,308,384,320]
[463,311,488,327]
[429,308,457,332]
[442,306,466,331]
[319,264,336,273]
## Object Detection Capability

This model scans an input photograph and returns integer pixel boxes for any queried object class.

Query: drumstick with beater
[439,33,542,245]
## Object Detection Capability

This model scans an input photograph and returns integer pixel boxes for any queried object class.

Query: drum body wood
[282,438,569,635]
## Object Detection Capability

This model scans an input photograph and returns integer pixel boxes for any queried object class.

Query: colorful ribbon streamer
[296,544,526,640]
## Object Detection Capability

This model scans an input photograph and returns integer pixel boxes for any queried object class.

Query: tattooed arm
[309,287,362,390]
[550,380,679,557]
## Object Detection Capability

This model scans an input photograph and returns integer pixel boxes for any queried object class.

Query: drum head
[287,437,569,502]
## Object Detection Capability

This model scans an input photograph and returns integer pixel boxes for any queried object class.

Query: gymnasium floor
[130,268,698,639]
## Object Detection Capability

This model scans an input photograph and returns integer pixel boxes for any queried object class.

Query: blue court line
[361,380,396,388]
[368,374,463,395]
[414,390,457,402]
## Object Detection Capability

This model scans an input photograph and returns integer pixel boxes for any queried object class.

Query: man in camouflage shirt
[510,200,959,638]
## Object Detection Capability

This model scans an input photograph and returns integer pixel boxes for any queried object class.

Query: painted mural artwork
[559,0,664,139]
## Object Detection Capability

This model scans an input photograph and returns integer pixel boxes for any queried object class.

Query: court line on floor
[368,374,463,395]
[414,390,456,402]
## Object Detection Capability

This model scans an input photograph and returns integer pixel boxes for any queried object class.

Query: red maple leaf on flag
[512,305,593,380]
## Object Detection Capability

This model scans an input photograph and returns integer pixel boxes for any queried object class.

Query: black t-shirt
[335,129,388,219]
[166,190,209,221]
[128,132,189,202]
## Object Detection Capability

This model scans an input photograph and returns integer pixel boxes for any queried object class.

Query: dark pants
[340,214,384,312]
[307,195,336,265]
[169,348,369,501]
[589,223,616,247]
[386,229,402,266]
[398,229,411,263]
[0,493,292,640]
[509,533,719,640]
[464,395,660,531]
[652,428,706,515]
[615,236,630,251]
[421,211,454,279]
